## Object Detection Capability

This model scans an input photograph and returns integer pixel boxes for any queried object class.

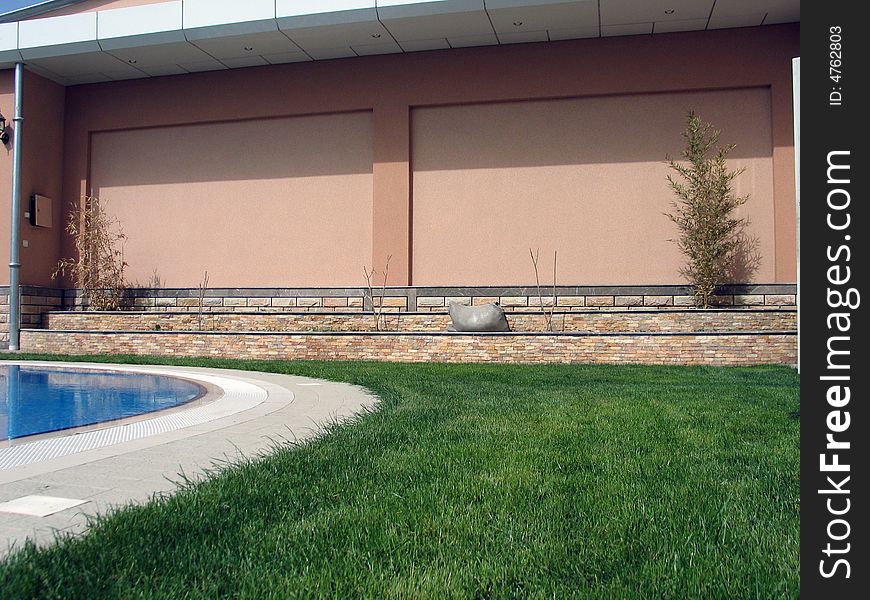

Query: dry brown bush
[53,196,128,310]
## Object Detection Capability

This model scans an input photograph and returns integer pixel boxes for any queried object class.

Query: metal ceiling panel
[378,0,493,41]
[707,13,764,30]
[104,41,214,69]
[28,49,142,77]
[447,32,498,47]
[5,0,798,85]
[600,0,713,25]
[601,22,652,37]
[352,39,404,54]
[262,50,312,64]
[304,46,358,59]
[486,1,598,34]
[547,25,598,40]
[398,37,450,51]
[284,21,393,51]
[497,29,549,43]
[190,30,302,60]
[653,18,709,34]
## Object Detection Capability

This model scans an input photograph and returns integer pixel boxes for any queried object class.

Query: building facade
[1,1,799,350]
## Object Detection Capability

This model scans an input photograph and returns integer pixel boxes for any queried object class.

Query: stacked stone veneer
[0,286,64,344]
[9,284,797,364]
[44,309,796,334]
[20,330,796,366]
[60,284,797,313]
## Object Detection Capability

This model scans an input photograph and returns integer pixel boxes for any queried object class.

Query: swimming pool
[0,365,204,442]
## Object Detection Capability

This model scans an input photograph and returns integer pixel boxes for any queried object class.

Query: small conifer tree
[666,112,748,308]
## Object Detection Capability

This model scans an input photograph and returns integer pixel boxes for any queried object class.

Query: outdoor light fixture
[664,9,675,14]
[0,113,8,145]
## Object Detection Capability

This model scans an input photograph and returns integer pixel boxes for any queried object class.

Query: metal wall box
[30,194,53,228]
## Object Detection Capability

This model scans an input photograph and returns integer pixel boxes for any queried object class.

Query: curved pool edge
[0,365,379,559]
[0,361,274,473]
[1,364,218,445]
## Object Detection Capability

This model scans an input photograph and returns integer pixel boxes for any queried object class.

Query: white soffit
[262,50,312,64]
[221,55,270,68]
[104,41,214,69]
[352,39,404,55]
[277,1,388,57]
[547,25,599,41]
[377,0,494,42]
[486,1,599,36]
[190,30,302,60]
[707,13,764,30]
[181,59,228,73]
[4,0,799,85]
[602,22,652,37]
[398,38,451,52]
[18,12,99,59]
[97,1,184,50]
[183,0,278,40]
[497,29,549,44]
[28,49,146,80]
[448,33,498,47]
[708,0,799,29]
[600,0,714,25]
[305,47,358,60]
[284,22,392,51]
[654,18,710,34]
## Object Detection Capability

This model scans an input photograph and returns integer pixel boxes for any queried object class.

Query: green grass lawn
[1,355,799,599]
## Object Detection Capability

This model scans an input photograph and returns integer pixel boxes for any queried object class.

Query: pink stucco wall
[3,24,798,288]
[411,88,774,285]
[0,70,66,288]
[90,112,373,287]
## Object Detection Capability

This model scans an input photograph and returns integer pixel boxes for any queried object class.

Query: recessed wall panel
[411,88,774,285]
[90,112,373,287]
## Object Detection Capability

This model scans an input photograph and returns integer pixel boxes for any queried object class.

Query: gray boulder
[448,301,511,332]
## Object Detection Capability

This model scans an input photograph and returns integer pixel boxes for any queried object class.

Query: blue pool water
[0,365,203,441]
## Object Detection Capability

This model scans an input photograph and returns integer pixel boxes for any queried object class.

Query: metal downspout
[8,63,24,351]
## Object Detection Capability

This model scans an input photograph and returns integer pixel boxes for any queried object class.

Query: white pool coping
[0,361,271,472]
[0,362,379,558]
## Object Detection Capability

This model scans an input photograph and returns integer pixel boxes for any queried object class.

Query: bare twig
[363,255,392,331]
[146,269,163,289]
[363,267,376,327]
[197,270,209,331]
[530,248,558,331]
[551,250,558,331]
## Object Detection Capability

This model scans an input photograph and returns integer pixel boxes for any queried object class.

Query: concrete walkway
[0,363,378,559]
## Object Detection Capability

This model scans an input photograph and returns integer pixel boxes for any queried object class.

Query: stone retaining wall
[19,330,797,366]
[43,309,797,334]
[3,284,798,347]
[63,284,797,313]
[0,287,65,344]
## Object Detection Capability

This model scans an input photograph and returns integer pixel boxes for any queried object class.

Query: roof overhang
[0,0,84,23]
[0,0,800,86]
